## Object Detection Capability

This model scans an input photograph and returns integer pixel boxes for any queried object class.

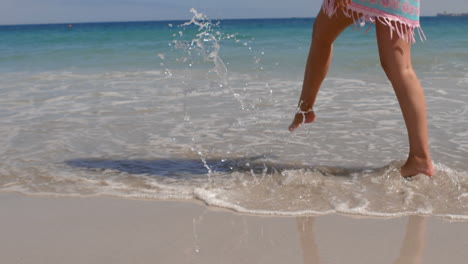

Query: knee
[379,58,393,77]
[380,58,416,82]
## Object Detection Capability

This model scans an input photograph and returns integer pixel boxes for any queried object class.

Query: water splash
[174,8,227,80]
[165,8,262,177]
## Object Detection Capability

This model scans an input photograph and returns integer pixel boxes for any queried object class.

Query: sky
[1,0,468,25]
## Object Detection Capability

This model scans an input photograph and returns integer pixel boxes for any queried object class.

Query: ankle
[297,100,313,112]
[409,150,431,159]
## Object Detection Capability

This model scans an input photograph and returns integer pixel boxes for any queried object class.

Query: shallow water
[0,11,467,219]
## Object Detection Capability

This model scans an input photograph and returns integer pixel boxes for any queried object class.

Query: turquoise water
[0,12,467,218]
[1,17,467,74]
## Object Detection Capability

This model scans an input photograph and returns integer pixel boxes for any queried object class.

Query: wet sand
[1,192,467,264]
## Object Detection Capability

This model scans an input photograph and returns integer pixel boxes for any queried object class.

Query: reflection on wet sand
[296,217,320,264]
[394,216,426,264]
[296,216,426,264]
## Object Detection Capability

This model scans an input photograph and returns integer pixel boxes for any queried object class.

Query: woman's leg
[375,21,434,177]
[289,8,353,132]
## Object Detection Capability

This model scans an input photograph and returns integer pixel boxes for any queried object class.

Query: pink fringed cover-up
[322,0,426,43]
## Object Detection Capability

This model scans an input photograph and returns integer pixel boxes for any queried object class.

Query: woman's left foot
[289,111,316,132]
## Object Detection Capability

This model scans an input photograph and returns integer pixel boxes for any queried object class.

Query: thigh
[375,21,413,70]
[312,8,354,44]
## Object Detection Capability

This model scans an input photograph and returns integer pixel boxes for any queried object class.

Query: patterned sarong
[322,0,425,43]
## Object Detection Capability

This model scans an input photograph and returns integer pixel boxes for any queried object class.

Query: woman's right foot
[400,155,434,178]
[289,110,316,132]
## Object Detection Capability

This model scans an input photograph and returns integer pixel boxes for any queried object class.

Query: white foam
[2,159,468,221]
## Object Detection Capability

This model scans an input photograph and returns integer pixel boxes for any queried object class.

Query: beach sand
[1,192,467,264]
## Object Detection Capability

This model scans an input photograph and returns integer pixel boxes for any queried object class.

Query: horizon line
[0,15,449,27]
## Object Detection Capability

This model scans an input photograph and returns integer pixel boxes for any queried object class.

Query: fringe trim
[321,0,426,44]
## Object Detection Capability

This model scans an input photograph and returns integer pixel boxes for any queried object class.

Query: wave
[2,157,467,220]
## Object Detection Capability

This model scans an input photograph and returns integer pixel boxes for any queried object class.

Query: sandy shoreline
[1,192,467,264]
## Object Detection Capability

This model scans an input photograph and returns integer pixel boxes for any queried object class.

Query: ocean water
[1,10,467,219]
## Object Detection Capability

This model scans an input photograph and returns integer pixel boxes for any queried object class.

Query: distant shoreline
[436,12,468,17]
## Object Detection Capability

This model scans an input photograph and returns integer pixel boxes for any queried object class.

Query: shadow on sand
[65,156,383,178]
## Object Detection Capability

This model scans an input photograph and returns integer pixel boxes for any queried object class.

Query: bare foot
[289,111,316,132]
[400,155,434,178]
